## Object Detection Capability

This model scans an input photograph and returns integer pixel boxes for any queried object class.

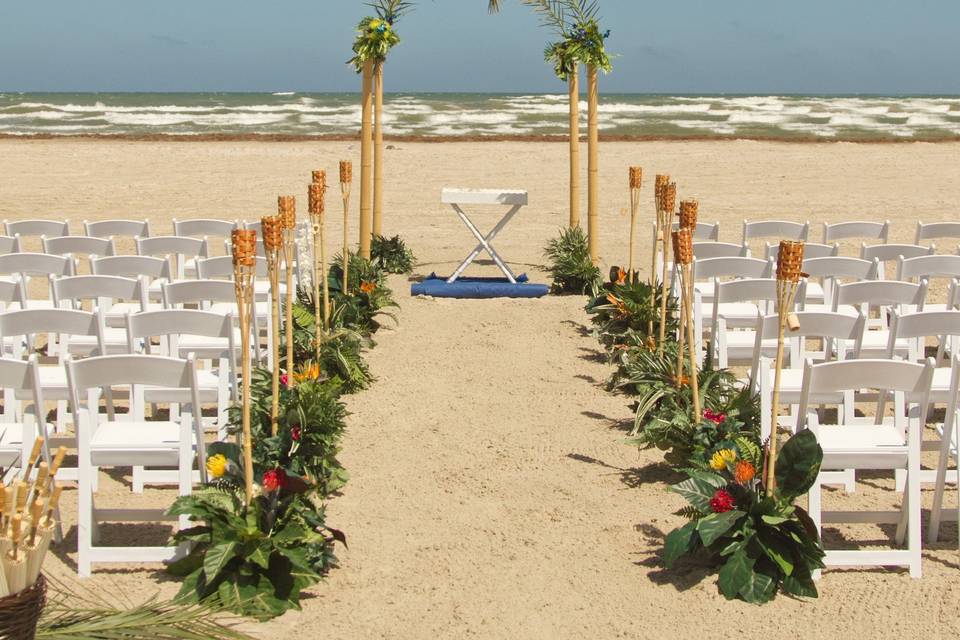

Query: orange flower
[734,461,756,484]
[293,363,321,383]
[615,268,627,285]
[360,280,376,294]
[673,374,690,387]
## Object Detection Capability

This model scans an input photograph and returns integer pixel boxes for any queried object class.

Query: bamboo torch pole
[373,62,385,239]
[628,167,642,283]
[568,65,581,229]
[650,175,669,337]
[340,161,353,297]
[673,228,700,419]
[232,229,257,505]
[658,183,677,353]
[262,215,283,437]
[766,240,805,496]
[359,59,374,260]
[676,200,698,382]
[586,64,600,264]
[279,196,297,378]
[309,177,329,355]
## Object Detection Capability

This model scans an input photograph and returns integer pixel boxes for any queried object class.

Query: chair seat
[818,424,908,469]
[17,365,69,400]
[67,328,129,354]
[859,330,908,353]
[725,331,776,349]
[931,367,954,401]
[716,302,763,325]
[89,420,195,466]
[177,332,240,356]
[105,302,164,324]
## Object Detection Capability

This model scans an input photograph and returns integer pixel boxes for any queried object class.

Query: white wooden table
[441,188,528,284]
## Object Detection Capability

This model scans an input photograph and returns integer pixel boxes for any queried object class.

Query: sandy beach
[2,138,960,638]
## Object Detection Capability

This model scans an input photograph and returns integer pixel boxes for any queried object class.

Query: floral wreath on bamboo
[544,19,613,80]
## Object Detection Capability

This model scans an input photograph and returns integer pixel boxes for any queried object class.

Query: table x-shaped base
[447,203,521,283]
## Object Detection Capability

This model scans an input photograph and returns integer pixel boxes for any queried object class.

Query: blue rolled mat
[411,273,549,299]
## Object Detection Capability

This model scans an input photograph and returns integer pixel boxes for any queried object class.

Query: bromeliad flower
[734,461,756,484]
[709,488,736,513]
[291,424,302,442]
[262,468,287,493]
[703,409,726,425]
[280,373,290,387]
[360,280,377,294]
[709,449,737,471]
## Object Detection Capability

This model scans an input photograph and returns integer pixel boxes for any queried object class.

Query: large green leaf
[697,510,745,546]
[780,563,819,598]
[738,570,776,604]
[756,528,795,576]
[717,550,754,599]
[663,521,698,568]
[203,541,238,582]
[670,472,727,512]
[775,430,823,501]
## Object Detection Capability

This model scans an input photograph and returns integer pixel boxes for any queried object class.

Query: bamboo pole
[675,292,686,386]
[262,216,283,437]
[586,64,599,264]
[309,177,329,355]
[658,183,677,353]
[340,161,354,297]
[279,196,296,379]
[568,67,581,229]
[673,229,700,419]
[650,175,669,337]
[359,60,374,260]
[232,229,257,505]
[628,167,642,283]
[766,240,805,495]
[373,62,385,239]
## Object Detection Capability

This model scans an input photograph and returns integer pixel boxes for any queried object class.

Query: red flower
[709,488,736,513]
[280,373,290,387]
[703,409,726,425]
[291,424,301,442]
[262,468,287,492]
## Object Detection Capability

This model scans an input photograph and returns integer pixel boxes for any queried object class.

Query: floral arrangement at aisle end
[585,267,676,355]
[371,233,417,274]
[543,226,602,294]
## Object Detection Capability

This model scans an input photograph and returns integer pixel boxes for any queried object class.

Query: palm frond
[487,0,502,12]
[369,0,415,22]
[520,0,568,34]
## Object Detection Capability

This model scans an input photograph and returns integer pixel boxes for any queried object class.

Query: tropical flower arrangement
[371,233,417,274]
[585,270,676,353]
[348,16,401,71]
[558,19,612,73]
[543,226,602,294]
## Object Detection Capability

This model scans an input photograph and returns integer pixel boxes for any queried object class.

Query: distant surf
[1,92,959,141]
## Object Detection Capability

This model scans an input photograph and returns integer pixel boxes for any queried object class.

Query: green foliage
[371,234,416,274]
[543,226,602,294]
[504,2,612,77]
[327,252,399,333]
[663,430,826,604]
[586,276,675,353]
[348,16,402,71]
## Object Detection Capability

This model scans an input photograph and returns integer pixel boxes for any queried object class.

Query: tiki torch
[650,174,669,336]
[674,199,698,373]
[278,196,297,380]
[765,240,805,495]
[672,228,700,420]
[262,215,283,437]
[340,161,353,296]
[308,175,329,358]
[628,166,643,284]
[658,182,677,353]
[232,228,257,505]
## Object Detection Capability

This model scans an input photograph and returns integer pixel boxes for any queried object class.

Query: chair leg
[929,422,955,543]
[809,478,823,580]
[132,466,145,493]
[78,457,93,577]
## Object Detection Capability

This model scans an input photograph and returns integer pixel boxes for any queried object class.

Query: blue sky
[1,0,958,94]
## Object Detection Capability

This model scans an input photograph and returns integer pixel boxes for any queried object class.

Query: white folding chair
[833,279,927,357]
[42,235,116,275]
[861,242,935,279]
[799,256,878,312]
[652,220,720,281]
[65,353,205,577]
[84,219,151,242]
[0,252,76,311]
[173,218,239,276]
[136,236,209,281]
[0,354,44,476]
[765,241,838,263]
[52,274,149,348]
[896,254,960,314]
[708,278,784,369]
[742,219,810,245]
[798,358,936,578]
[915,221,960,249]
[823,220,890,247]
[0,235,22,255]
[929,353,960,544]
[4,220,70,245]
[198,256,271,364]
[692,241,749,260]
[91,255,170,306]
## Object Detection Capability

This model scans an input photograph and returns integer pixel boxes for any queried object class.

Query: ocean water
[1,92,959,140]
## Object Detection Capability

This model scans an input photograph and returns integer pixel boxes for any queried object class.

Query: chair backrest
[823,220,890,244]
[803,256,878,281]
[0,252,75,278]
[4,219,69,239]
[173,218,238,239]
[91,255,171,280]
[0,308,106,358]
[896,254,960,282]
[915,221,960,246]
[126,309,235,355]
[197,255,268,279]
[52,275,147,311]
[42,235,116,259]
[0,276,27,311]
[861,242,935,264]
[835,279,927,310]
[692,256,772,282]
[0,235,21,254]
[162,279,236,307]
[692,241,748,260]
[136,236,209,279]
[742,219,809,243]
[887,309,960,361]
[84,219,151,240]
[766,242,838,262]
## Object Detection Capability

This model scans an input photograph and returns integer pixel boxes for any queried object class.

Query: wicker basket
[0,574,46,640]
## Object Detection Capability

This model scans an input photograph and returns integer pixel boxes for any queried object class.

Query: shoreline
[3,132,960,144]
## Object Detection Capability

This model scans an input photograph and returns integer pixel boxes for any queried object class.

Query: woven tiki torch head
[231,229,257,268]
[629,166,643,190]
[654,174,669,211]
[278,196,296,230]
[776,240,805,283]
[339,161,353,184]
[663,183,677,214]
[308,183,325,219]
[261,216,283,254]
[679,199,699,230]
[672,228,694,266]
[311,170,327,189]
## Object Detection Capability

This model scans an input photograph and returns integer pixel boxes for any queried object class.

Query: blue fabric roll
[411,273,549,299]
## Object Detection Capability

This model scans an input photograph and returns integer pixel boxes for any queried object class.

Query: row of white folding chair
[797,356,957,577]
[823,220,890,245]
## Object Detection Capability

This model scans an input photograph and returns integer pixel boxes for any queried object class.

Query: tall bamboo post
[673,228,700,419]
[766,240,805,496]
[278,196,296,379]
[231,229,257,505]
[309,176,329,357]
[568,66,581,229]
[373,62,385,239]
[658,183,677,353]
[261,215,283,437]
[359,60,374,260]
[340,161,353,296]
[586,64,599,264]
[628,167,642,283]
[650,174,669,337]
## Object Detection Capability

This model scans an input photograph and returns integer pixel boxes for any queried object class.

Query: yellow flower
[294,362,321,383]
[369,19,383,31]
[206,454,228,479]
[710,449,737,471]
